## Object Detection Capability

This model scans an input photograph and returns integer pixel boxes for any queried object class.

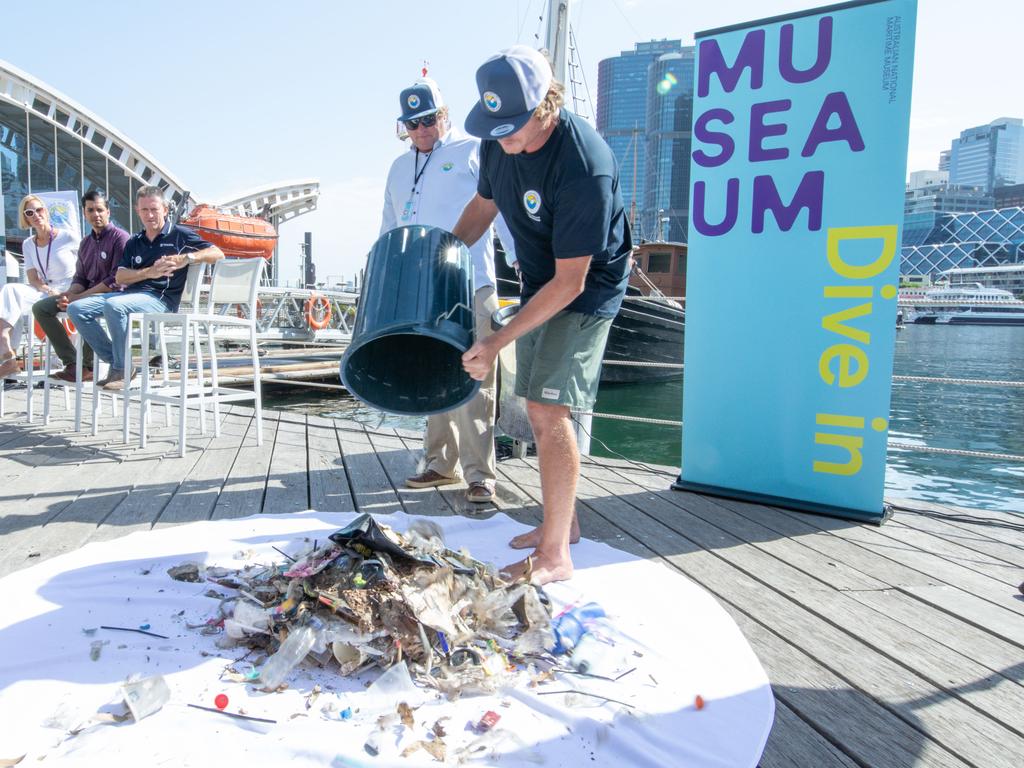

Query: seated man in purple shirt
[32,189,129,382]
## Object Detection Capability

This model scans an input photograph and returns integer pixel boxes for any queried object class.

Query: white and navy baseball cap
[465,46,553,139]
[398,78,445,122]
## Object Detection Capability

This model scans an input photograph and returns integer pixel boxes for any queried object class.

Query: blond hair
[18,194,45,229]
[532,81,565,124]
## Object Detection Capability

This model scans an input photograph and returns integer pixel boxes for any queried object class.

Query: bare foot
[500,552,574,585]
[509,522,581,550]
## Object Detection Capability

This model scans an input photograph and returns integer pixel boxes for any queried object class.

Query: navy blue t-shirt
[119,220,213,311]
[477,109,632,317]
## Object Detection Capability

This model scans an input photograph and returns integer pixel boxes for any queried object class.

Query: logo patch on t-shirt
[523,190,542,222]
[407,94,420,110]
[100,251,107,260]
[441,162,454,172]
[134,255,142,265]
[483,91,501,112]
[541,387,560,400]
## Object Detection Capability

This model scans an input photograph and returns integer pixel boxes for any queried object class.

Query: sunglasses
[404,113,438,131]
[24,206,47,217]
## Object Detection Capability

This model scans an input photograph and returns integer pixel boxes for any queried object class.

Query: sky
[1,0,1020,286]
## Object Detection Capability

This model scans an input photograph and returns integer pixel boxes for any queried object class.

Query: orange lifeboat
[181,204,277,259]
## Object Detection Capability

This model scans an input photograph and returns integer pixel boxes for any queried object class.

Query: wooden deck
[1,388,1021,767]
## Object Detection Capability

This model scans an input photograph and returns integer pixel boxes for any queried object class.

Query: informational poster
[678,0,917,522]
[36,190,82,242]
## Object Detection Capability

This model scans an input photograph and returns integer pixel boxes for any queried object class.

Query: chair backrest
[208,258,264,312]
[178,262,207,312]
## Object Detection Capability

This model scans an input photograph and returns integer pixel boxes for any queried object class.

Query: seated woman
[0,195,79,379]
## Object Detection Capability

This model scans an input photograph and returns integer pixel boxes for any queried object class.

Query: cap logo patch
[483,91,501,112]
[490,123,515,137]
[523,190,542,221]
[407,94,420,109]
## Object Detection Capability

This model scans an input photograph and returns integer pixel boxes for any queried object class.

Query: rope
[601,360,683,369]
[578,411,683,427]
[889,442,1024,463]
[893,374,1024,388]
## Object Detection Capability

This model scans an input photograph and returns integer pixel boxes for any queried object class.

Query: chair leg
[122,315,134,444]
[208,321,221,438]
[140,321,151,449]
[43,339,52,425]
[161,323,171,426]
[178,319,189,458]
[251,326,263,446]
[25,322,35,424]
[73,336,83,432]
[194,321,207,436]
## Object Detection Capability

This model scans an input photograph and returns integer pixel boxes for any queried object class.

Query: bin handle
[434,302,473,325]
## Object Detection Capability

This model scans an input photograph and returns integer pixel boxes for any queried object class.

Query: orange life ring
[33,316,76,341]
[304,293,332,330]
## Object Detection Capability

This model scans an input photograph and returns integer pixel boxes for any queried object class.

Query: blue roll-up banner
[677,0,917,523]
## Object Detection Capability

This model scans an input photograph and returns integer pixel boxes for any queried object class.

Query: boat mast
[544,0,570,83]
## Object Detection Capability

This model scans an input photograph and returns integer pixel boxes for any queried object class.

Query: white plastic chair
[0,314,70,423]
[138,259,264,456]
[122,262,209,445]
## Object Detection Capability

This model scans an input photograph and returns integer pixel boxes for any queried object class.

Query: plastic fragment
[695,694,705,710]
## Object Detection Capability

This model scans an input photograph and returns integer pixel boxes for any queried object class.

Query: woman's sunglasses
[24,206,47,218]
[404,113,438,131]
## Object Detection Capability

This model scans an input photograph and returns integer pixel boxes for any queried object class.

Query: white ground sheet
[0,511,774,766]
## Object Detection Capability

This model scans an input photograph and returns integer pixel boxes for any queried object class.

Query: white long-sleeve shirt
[381,128,515,292]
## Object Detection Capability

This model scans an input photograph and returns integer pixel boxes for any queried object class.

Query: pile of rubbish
[172,514,558,696]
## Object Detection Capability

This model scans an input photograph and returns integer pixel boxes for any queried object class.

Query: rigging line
[570,413,678,477]
[515,0,536,43]
[569,25,595,120]
[605,0,642,38]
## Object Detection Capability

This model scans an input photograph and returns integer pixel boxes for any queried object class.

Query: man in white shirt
[380,78,514,503]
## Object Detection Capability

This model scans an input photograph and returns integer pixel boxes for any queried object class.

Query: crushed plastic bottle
[259,625,318,689]
[551,602,606,655]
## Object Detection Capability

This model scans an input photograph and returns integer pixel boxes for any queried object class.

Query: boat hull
[601,298,684,384]
[181,204,277,259]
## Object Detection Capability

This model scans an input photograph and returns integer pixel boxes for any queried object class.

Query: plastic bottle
[569,618,626,676]
[259,625,318,689]
[551,602,606,654]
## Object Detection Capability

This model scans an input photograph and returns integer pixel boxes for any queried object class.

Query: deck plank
[306,415,355,513]
[262,413,310,514]
[210,410,279,520]
[333,421,405,515]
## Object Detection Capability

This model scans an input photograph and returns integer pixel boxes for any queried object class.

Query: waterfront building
[630,241,687,298]
[0,60,316,281]
[903,180,992,246]
[598,39,692,241]
[901,205,1024,278]
[947,117,1024,192]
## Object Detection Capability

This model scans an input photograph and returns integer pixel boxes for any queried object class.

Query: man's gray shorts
[514,309,613,409]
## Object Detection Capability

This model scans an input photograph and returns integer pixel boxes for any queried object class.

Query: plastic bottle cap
[214,693,229,710]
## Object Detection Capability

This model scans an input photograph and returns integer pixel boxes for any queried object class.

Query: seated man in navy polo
[68,185,224,391]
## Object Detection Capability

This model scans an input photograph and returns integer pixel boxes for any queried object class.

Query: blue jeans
[67,292,171,371]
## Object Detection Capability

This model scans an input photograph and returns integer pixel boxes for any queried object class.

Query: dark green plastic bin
[340,226,478,415]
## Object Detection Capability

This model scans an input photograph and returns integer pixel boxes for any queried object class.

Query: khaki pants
[423,286,498,485]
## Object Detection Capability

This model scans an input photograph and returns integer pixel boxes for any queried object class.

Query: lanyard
[412,148,434,194]
[35,230,54,282]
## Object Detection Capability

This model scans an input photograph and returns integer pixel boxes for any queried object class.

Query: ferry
[905,283,1024,325]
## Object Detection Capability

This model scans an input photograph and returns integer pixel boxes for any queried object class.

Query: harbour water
[266,324,1024,514]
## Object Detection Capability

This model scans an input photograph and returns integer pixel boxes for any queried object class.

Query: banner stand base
[672,476,893,526]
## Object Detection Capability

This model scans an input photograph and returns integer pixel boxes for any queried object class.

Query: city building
[0,59,316,281]
[901,206,1024,277]
[947,117,1024,192]
[903,181,992,246]
[994,183,1024,209]
[640,50,695,243]
[597,39,688,240]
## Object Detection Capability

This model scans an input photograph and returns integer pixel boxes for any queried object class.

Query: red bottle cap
[214,693,229,710]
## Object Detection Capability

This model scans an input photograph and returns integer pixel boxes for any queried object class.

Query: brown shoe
[53,365,93,383]
[406,469,458,489]
[467,481,496,503]
[102,369,136,391]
